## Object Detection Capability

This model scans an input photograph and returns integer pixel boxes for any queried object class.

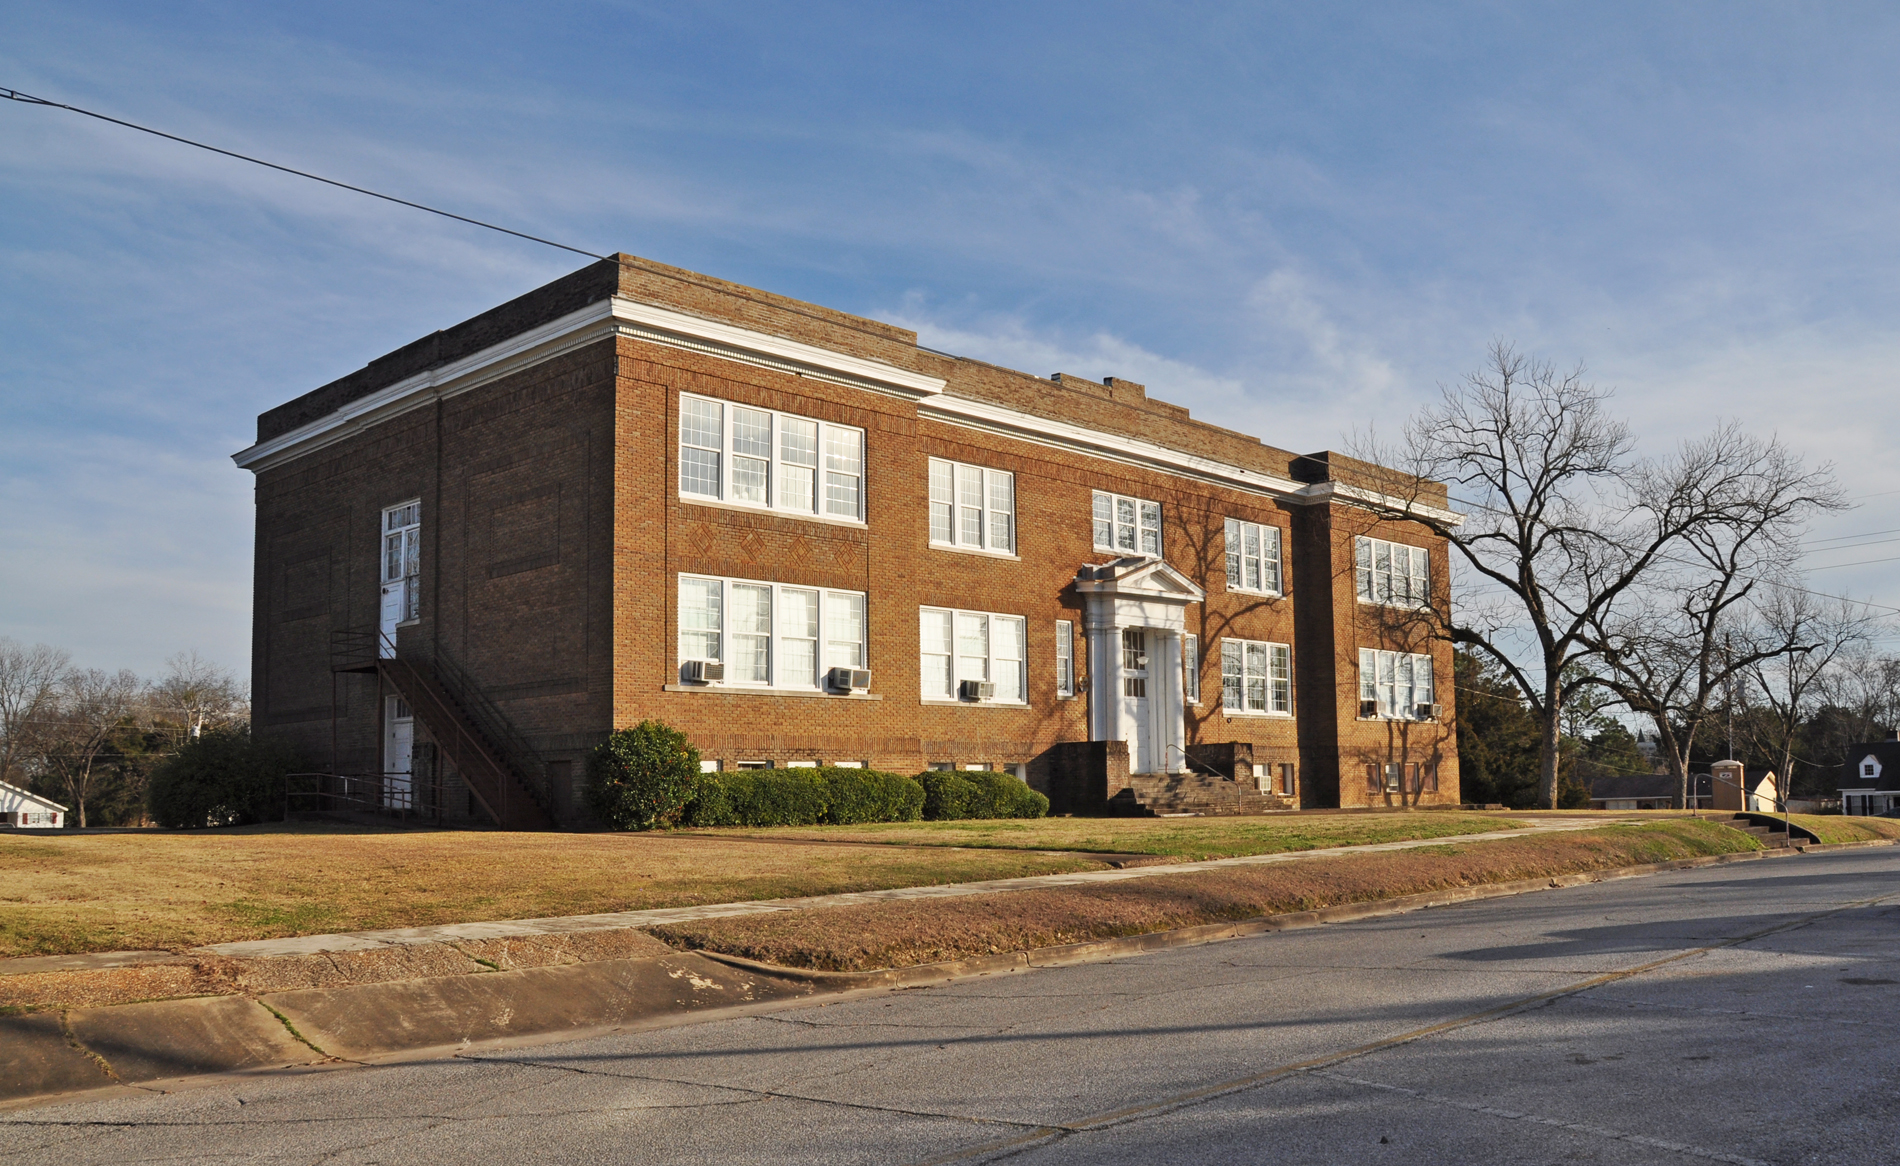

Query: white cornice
[609,298,945,397]
[234,295,945,473]
[917,393,1464,525]
[919,393,1308,501]
[1299,481,1465,527]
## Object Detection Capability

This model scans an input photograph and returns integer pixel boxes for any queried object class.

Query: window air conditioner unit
[1358,699,1379,719]
[828,666,872,692]
[960,679,996,701]
[682,660,724,684]
[1416,703,1440,721]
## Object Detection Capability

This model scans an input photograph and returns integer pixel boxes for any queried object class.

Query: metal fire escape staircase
[332,630,556,830]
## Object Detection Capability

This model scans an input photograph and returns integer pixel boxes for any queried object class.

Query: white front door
[383,696,414,809]
[1120,628,1154,773]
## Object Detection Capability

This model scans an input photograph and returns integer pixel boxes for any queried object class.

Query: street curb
[691,846,1797,985]
[0,840,1860,1110]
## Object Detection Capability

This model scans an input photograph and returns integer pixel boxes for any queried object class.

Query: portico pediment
[1073,556,1206,605]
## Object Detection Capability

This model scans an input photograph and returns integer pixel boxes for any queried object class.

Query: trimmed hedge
[916,769,1049,820]
[682,766,925,827]
[587,721,702,831]
[147,727,304,828]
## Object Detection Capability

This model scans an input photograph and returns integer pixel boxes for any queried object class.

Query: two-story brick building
[234,254,1461,827]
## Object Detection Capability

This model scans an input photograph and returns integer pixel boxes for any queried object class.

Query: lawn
[0,823,1110,957]
[0,812,1557,958]
[704,810,1527,860]
[1784,814,1900,845]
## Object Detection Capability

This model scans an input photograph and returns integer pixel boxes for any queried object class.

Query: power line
[2,86,607,261]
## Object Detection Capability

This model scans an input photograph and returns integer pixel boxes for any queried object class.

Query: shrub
[586,721,701,830]
[147,727,304,828]
[681,767,925,828]
[916,769,1049,820]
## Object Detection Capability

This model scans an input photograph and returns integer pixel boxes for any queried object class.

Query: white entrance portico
[1074,556,1206,775]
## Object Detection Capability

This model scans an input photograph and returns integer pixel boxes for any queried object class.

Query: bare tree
[0,637,71,788]
[1745,586,1882,803]
[43,667,144,827]
[1364,344,1726,806]
[150,651,247,742]
[1585,429,1845,807]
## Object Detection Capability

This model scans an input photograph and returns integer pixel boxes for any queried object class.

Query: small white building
[0,781,67,828]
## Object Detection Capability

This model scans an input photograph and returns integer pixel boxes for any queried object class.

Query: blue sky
[4,2,1899,679]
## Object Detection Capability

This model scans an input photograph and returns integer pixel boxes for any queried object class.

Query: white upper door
[379,501,421,657]
[1120,628,1153,773]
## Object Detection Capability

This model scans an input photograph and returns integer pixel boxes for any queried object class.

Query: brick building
[235,254,1461,826]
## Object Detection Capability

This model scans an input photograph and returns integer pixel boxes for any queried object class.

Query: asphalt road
[5,847,1897,1165]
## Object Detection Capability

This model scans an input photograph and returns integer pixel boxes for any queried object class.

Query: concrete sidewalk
[190,817,1618,960]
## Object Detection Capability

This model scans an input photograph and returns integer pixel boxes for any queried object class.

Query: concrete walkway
[195,816,1623,959]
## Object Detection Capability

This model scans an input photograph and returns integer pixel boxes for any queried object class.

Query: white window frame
[1355,536,1431,608]
[1184,633,1201,704]
[1056,619,1076,698]
[1358,648,1436,719]
[1092,491,1163,557]
[677,392,866,522]
[677,574,868,690]
[929,458,1016,554]
[920,607,1029,705]
[1220,639,1291,716]
[1224,519,1283,595]
[382,500,422,624]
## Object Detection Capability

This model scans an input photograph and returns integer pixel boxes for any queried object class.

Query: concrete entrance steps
[1711,814,1793,849]
[1109,772,1294,817]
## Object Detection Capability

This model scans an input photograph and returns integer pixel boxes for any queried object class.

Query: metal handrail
[414,640,552,816]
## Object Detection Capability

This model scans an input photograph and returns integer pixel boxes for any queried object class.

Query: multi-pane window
[928,459,1015,553]
[1366,763,1437,794]
[1355,537,1431,607]
[1221,639,1291,715]
[1358,649,1436,719]
[1091,491,1162,556]
[678,574,867,688]
[383,501,421,622]
[1056,620,1075,697]
[921,608,1027,702]
[1225,519,1283,594]
[1184,633,1201,703]
[678,393,865,521]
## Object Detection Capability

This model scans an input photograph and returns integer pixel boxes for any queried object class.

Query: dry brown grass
[704,810,1528,859]
[1784,814,1900,845]
[0,823,1111,957]
[648,821,1761,971]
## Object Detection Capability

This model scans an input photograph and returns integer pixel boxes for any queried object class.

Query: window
[736,760,773,770]
[1121,628,1148,698]
[1056,620,1075,697]
[1183,633,1201,703]
[829,760,865,769]
[1277,764,1297,798]
[699,759,722,774]
[678,574,867,689]
[1092,491,1162,556]
[1355,537,1430,607]
[383,501,421,622]
[1358,649,1436,719]
[921,608,1027,702]
[785,760,819,768]
[1221,640,1291,715]
[678,393,865,521]
[1224,519,1283,594]
[929,459,1015,553]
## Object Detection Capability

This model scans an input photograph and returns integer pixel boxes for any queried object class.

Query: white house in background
[0,781,66,828]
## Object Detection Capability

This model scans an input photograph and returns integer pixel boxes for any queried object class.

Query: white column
[1084,613,1121,743]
